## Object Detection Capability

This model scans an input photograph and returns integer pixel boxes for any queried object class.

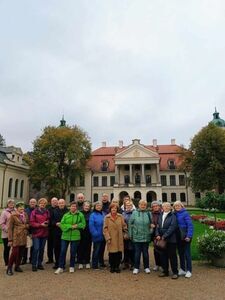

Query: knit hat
[151,200,161,207]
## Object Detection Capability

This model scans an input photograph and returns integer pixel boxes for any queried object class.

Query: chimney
[153,139,157,147]
[102,141,106,147]
[119,140,123,148]
[171,138,176,145]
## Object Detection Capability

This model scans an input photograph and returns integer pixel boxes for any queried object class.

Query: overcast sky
[1,0,225,152]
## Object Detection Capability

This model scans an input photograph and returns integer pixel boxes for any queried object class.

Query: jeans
[133,242,149,269]
[92,241,105,268]
[177,240,192,272]
[58,240,79,268]
[32,237,47,267]
[2,238,11,266]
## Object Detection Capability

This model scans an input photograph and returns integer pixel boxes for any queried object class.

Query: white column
[115,165,119,185]
[141,164,145,184]
[129,164,133,184]
[156,164,160,184]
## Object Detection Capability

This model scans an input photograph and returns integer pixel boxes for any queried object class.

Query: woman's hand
[56,222,60,227]
[185,237,191,242]
[8,241,12,247]
[107,239,111,244]
[156,235,161,240]
[151,224,155,228]
[72,224,77,229]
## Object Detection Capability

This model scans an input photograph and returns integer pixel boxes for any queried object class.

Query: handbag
[179,228,187,240]
[154,238,167,250]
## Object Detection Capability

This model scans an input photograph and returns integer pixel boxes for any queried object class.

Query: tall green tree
[187,123,225,193]
[26,124,91,199]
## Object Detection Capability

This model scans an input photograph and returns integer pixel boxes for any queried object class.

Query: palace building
[0,146,29,208]
[69,138,196,205]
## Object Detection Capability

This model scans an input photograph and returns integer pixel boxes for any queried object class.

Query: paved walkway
[1,246,225,300]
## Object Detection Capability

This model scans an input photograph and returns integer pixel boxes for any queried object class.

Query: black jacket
[51,207,69,237]
[155,212,178,243]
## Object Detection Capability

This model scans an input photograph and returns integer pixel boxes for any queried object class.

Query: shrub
[197,230,225,260]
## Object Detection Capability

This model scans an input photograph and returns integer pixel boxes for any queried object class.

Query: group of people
[0,192,194,279]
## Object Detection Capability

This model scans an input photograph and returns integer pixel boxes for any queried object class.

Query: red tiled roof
[88,144,184,172]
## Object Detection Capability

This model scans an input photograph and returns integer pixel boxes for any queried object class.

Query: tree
[26,124,91,199]
[0,134,6,146]
[186,123,225,193]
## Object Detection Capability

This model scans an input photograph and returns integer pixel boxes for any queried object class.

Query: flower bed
[191,215,207,221]
[192,215,225,230]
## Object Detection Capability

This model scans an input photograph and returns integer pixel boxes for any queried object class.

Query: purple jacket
[30,208,50,238]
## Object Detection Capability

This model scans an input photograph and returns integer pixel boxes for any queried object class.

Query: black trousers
[22,246,33,263]
[109,252,122,270]
[53,234,61,267]
[153,247,161,266]
[77,235,92,264]
[2,238,11,266]
[160,242,178,275]
[47,229,54,262]
[99,240,106,265]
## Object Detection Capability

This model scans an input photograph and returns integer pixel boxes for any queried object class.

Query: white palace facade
[69,138,197,206]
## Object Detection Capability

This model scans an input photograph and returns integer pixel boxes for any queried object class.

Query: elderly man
[46,197,59,264]
[21,198,37,265]
[51,199,68,269]
[101,193,110,214]
[76,193,85,211]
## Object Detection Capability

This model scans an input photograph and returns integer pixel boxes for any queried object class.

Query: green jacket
[60,211,86,241]
[128,210,152,242]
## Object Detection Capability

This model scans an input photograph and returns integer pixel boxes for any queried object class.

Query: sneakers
[178,268,186,276]
[86,263,91,269]
[185,271,192,278]
[69,267,75,273]
[171,274,179,279]
[15,266,23,272]
[133,268,139,275]
[78,264,83,269]
[153,265,159,271]
[144,268,151,274]
[54,267,63,275]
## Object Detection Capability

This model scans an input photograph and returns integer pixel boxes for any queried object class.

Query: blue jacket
[89,210,104,242]
[175,208,194,238]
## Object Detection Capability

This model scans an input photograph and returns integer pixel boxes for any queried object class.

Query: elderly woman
[54,201,86,274]
[77,201,92,269]
[173,201,194,278]
[129,199,152,275]
[6,202,29,275]
[0,199,16,267]
[151,201,162,271]
[103,203,127,273]
[155,202,178,279]
[89,201,105,270]
[122,200,135,270]
[30,198,50,272]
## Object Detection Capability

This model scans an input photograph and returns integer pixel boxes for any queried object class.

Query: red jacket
[30,208,50,238]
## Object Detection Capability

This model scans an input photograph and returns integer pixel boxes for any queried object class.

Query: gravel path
[1,246,225,300]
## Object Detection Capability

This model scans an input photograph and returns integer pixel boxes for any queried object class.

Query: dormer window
[168,160,176,170]
[101,160,109,171]
[12,154,15,160]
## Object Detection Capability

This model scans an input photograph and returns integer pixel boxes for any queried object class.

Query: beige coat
[8,212,29,247]
[103,213,127,253]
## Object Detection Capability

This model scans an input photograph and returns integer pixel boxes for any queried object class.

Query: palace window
[101,160,109,171]
[162,193,167,202]
[124,165,129,171]
[20,180,24,198]
[168,160,176,170]
[93,176,99,187]
[171,193,177,202]
[8,178,13,197]
[124,175,130,185]
[161,175,167,186]
[102,176,107,187]
[14,179,19,198]
[80,175,85,187]
[93,193,98,202]
[170,175,176,186]
[146,175,151,185]
[179,175,185,186]
[180,193,186,202]
[110,176,115,186]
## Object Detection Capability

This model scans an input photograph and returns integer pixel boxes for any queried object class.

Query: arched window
[8,178,13,197]
[20,180,24,198]
[14,179,19,198]
[93,193,98,202]
[70,193,75,202]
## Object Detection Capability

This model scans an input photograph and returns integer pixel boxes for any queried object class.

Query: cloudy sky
[1,0,225,152]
